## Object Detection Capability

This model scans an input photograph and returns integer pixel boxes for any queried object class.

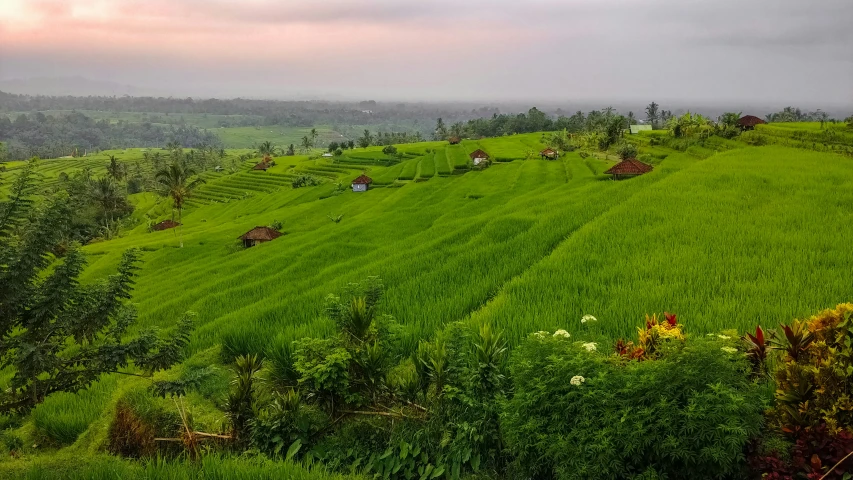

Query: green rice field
[1,124,852,475]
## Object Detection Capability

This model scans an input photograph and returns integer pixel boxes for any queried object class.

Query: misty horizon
[1,0,852,107]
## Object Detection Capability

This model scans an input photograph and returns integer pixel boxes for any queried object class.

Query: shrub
[382,145,398,155]
[616,142,638,160]
[578,151,590,159]
[771,303,853,433]
[502,334,764,479]
[291,175,322,188]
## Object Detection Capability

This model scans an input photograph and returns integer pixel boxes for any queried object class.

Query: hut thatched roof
[737,115,766,127]
[152,219,181,231]
[604,158,653,176]
[239,226,283,241]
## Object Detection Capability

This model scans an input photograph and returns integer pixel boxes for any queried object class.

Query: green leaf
[430,465,445,479]
[285,439,302,462]
[400,441,409,460]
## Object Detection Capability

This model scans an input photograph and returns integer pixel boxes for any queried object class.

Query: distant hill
[0,76,151,97]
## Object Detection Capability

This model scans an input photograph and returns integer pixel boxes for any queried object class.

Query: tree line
[0,111,221,161]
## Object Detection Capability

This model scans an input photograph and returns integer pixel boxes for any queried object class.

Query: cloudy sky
[0,0,851,105]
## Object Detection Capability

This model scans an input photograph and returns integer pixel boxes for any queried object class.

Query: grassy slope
[2,128,853,474]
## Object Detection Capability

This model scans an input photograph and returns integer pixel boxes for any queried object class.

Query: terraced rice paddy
[3,126,853,461]
[4,130,852,355]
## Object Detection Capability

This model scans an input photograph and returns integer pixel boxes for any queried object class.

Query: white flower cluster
[533,331,549,339]
[570,375,585,386]
[721,346,738,354]
[581,314,598,324]
[718,334,731,340]
[582,342,597,352]
[553,329,571,339]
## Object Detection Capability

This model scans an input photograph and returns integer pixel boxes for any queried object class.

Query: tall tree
[89,177,127,228]
[358,129,372,149]
[0,170,193,413]
[257,141,277,157]
[155,162,205,248]
[645,102,660,129]
[310,128,318,147]
[435,118,448,140]
[106,155,125,181]
[300,136,311,153]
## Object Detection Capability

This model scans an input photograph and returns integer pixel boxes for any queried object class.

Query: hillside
[2,126,853,476]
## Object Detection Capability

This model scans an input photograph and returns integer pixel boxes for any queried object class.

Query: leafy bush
[616,142,638,160]
[292,175,322,188]
[502,333,765,479]
[382,145,398,155]
[771,303,853,433]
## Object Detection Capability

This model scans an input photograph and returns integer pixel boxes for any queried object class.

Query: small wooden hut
[253,162,270,171]
[239,226,283,248]
[604,158,653,180]
[469,149,490,166]
[448,136,461,145]
[540,148,559,160]
[351,174,373,192]
[152,219,181,231]
[737,115,766,131]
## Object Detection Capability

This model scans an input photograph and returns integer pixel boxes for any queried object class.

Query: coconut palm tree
[257,141,277,158]
[155,162,205,247]
[310,128,318,147]
[90,176,123,227]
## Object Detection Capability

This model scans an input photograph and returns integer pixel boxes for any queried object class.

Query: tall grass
[31,375,120,445]
[7,453,360,480]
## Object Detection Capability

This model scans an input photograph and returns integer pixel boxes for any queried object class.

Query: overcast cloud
[0,0,851,105]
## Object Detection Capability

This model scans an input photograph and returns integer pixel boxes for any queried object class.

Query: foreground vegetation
[1,119,852,478]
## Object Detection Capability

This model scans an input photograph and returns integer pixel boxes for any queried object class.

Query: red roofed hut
[604,158,653,180]
[239,226,283,248]
[737,115,766,131]
[253,162,270,171]
[540,148,559,160]
[469,149,489,166]
[152,219,181,231]
[351,174,373,192]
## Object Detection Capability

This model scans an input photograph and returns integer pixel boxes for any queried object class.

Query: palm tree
[300,136,311,153]
[155,162,205,248]
[310,128,318,147]
[90,176,123,227]
[257,141,277,157]
[106,155,125,181]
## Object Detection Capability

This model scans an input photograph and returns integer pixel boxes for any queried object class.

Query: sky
[0,0,851,106]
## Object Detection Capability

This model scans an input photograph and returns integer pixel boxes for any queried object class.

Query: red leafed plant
[664,312,677,327]
[743,325,769,376]
[771,320,815,362]
[791,424,853,479]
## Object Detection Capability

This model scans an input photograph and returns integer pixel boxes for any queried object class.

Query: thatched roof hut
[540,148,558,160]
[239,226,283,247]
[604,158,653,179]
[737,115,766,130]
[152,219,181,231]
